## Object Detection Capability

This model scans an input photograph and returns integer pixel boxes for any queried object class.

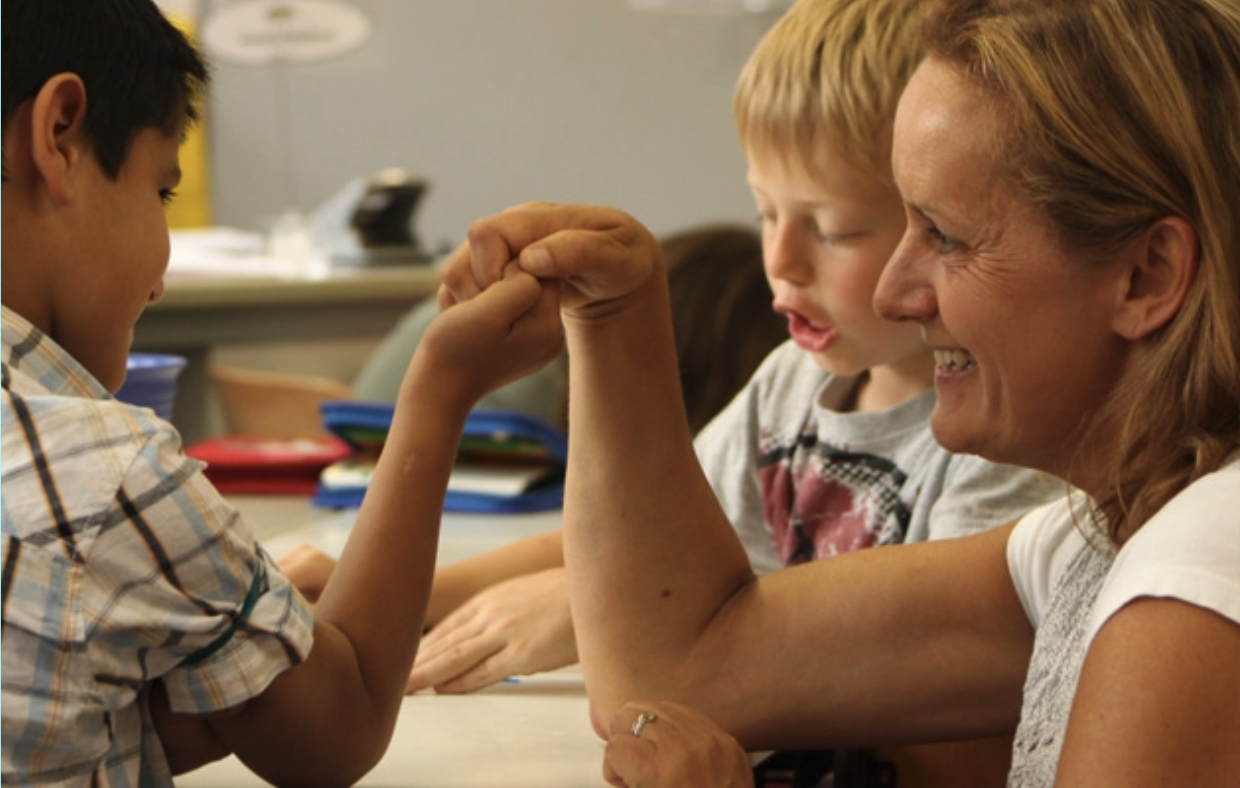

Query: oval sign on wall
[202,0,372,65]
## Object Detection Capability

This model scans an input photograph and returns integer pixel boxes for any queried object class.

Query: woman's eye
[926,226,961,253]
[160,188,178,206]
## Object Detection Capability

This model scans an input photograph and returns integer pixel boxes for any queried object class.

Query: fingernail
[522,247,552,274]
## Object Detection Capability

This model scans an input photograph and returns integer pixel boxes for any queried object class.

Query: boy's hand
[277,544,338,604]
[416,262,564,406]
[405,567,576,694]
[438,202,664,321]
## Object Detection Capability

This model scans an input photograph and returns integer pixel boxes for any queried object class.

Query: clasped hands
[364,204,661,411]
[437,201,666,338]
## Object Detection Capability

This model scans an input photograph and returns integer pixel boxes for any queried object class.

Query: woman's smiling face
[874,59,1132,478]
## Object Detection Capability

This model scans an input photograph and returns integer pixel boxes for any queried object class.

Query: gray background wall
[193,0,784,249]
[151,0,785,435]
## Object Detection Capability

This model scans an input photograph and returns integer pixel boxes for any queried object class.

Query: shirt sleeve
[1006,496,1085,629]
[84,423,314,715]
[1086,463,1240,643]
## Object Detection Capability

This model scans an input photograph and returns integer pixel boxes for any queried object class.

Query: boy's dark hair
[2,0,209,179]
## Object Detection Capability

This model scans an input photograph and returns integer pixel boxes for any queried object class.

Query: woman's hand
[602,701,754,788]
[406,567,576,694]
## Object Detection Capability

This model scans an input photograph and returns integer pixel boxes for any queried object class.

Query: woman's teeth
[934,349,976,371]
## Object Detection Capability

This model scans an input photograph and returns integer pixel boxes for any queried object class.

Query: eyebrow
[747,182,838,210]
[907,198,961,227]
[905,201,932,220]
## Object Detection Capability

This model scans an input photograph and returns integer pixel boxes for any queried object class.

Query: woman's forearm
[561,280,755,718]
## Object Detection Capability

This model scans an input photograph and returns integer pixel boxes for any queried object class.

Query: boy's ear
[28,73,91,204]
[1111,215,1198,340]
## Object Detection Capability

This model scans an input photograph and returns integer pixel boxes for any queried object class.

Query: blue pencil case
[312,401,568,513]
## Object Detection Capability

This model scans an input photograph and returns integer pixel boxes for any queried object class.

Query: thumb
[462,265,544,325]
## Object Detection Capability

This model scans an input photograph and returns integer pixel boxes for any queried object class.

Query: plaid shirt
[1,307,314,788]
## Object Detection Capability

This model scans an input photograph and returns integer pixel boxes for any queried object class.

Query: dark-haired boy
[0,1,561,785]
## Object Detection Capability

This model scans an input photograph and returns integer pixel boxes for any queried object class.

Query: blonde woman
[434,0,1240,785]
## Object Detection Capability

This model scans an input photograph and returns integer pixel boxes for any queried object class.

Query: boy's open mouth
[787,312,836,353]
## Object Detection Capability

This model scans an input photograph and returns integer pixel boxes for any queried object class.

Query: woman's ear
[1112,216,1198,340]
[28,73,90,204]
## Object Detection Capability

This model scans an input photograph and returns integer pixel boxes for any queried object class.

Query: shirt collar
[2,305,111,401]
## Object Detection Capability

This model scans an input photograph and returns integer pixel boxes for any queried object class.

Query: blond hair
[733,0,925,186]
[924,0,1240,541]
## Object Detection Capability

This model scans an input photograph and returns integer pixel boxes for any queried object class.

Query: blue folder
[312,401,568,513]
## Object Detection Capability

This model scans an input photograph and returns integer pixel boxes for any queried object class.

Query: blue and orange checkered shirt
[1,307,314,787]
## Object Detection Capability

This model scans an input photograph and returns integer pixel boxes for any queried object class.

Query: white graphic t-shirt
[695,341,1059,573]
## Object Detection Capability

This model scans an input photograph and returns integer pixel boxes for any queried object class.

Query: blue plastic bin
[115,353,188,421]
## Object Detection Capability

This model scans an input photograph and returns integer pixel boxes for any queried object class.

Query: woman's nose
[874,235,936,323]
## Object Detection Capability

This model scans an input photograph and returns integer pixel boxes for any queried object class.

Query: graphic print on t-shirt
[759,431,912,565]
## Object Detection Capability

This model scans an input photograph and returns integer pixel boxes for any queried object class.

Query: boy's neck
[845,360,935,414]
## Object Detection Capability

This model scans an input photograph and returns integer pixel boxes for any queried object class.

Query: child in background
[353,282,570,430]
[0,1,559,785]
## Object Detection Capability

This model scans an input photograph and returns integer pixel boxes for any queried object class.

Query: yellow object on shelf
[165,12,213,229]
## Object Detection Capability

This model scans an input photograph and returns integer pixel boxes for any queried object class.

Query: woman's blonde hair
[733,0,925,186]
[924,0,1240,541]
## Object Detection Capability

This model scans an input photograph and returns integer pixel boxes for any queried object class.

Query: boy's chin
[808,350,866,379]
[99,348,134,394]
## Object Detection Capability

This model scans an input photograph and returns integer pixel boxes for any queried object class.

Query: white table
[176,497,608,788]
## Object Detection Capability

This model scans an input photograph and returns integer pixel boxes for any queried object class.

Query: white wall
[194,0,781,249]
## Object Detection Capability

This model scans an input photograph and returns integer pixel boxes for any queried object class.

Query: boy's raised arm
[178,267,564,786]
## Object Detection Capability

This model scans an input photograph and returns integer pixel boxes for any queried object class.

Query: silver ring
[631,711,658,738]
